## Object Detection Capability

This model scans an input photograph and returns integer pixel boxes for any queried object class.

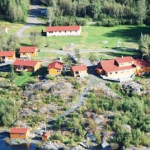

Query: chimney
[122,55,123,58]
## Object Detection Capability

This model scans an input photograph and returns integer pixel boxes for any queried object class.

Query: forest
[40,0,150,26]
[0,0,150,26]
[0,0,30,22]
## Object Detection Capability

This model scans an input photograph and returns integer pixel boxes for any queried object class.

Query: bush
[47,75,55,81]
[96,21,102,26]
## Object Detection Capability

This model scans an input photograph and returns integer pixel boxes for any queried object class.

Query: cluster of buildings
[10,127,50,141]
[3,26,150,142]
[0,45,88,77]
[96,56,150,82]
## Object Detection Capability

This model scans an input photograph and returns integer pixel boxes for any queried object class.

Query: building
[10,127,30,139]
[0,51,16,63]
[96,56,135,81]
[13,59,42,72]
[71,65,88,77]
[134,59,150,76]
[47,61,63,76]
[20,46,37,58]
[3,26,8,33]
[42,131,50,141]
[46,26,81,36]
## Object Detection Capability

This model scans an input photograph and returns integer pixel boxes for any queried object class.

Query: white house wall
[46,28,81,36]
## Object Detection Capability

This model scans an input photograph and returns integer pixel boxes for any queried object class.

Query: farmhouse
[134,59,150,76]
[71,65,88,77]
[47,61,63,76]
[42,131,50,141]
[13,59,42,72]
[96,56,135,81]
[0,51,16,63]
[46,26,81,36]
[10,127,30,139]
[20,46,37,58]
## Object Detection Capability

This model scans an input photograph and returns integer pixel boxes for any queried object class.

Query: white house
[3,26,8,33]
[46,26,81,36]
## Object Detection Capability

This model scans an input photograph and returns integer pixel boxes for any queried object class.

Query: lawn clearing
[32,51,64,62]
[21,25,150,50]
[15,72,33,86]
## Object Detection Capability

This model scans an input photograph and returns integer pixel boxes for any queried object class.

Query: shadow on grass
[32,66,47,77]
[20,43,35,46]
[103,26,150,42]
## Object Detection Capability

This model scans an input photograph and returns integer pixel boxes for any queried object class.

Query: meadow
[21,25,150,50]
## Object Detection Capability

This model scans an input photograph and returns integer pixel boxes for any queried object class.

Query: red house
[10,127,30,139]
[47,61,63,75]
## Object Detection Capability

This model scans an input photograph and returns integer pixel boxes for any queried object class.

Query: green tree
[74,49,81,64]
[30,30,41,47]
[136,0,146,24]
[7,34,20,52]
[139,33,150,61]
[89,52,97,63]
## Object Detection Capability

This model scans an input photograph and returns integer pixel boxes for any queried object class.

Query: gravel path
[16,0,45,37]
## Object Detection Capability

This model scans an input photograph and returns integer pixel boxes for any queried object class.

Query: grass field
[21,25,150,50]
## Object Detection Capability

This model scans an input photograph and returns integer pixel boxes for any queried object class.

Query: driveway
[16,0,45,37]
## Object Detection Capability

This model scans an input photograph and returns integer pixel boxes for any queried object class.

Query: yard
[21,25,150,50]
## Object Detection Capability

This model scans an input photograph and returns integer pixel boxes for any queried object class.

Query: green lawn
[21,25,150,50]
[15,72,33,86]
[32,51,64,61]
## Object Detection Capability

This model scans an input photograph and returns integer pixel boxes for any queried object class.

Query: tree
[7,34,20,52]
[139,33,150,61]
[47,7,55,26]
[136,0,146,25]
[63,53,73,66]
[0,25,7,50]
[30,30,42,47]
[7,65,15,87]
[89,52,97,64]
[74,49,81,64]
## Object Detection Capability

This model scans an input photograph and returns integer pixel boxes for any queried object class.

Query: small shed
[42,131,50,141]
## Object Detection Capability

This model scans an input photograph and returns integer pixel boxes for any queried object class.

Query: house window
[121,63,124,66]
[20,134,23,136]
[121,71,124,73]
[126,70,129,72]
[70,31,72,32]
[65,31,66,33]
[141,66,143,69]
[57,70,60,72]
[129,62,132,64]
[110,72,112,74]
[30,66,32,68]
[115,72,118,74]
[49,31,53,33]
[23,53,25,55]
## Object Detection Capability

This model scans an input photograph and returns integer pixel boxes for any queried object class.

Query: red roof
[13,59,39,67]
[0,51,15,57]
[48,61,63,70]
[71,65,87,72]
[115,56,134,64]
[134,59,150,67]
[10,128,28,134]
[20,46,36,53]
[99,58,135,73]
[46,26,80,32]
[42,132,50,137]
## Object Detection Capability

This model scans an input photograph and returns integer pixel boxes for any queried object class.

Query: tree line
[0,0,30,22]
[41,0,150,26]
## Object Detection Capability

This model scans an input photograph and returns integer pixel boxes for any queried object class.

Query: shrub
[47,75,55,81]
